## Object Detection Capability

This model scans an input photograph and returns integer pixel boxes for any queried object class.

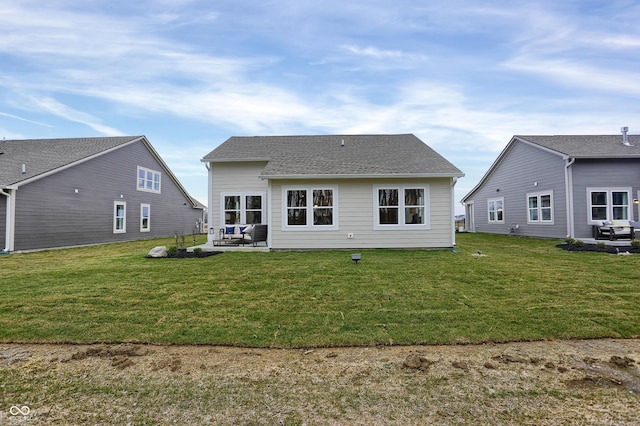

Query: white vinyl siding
[270,179,449,249]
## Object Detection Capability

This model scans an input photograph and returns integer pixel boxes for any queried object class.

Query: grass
[0,232,638,347]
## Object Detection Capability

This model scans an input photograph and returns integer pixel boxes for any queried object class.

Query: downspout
[564,157,575,238]
[205,162,214,245]
[0,188,14,252]
[451,177,458,246]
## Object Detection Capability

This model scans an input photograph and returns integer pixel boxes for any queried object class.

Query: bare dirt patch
[1,339,639,424]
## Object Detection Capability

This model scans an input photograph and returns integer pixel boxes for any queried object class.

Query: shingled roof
[515,134,640,158]
[202,134,463,178]
[0,136,143,187]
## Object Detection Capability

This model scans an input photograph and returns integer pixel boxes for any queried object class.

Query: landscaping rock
[147,246,168,258]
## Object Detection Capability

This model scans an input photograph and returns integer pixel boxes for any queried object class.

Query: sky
[1,1,639,212]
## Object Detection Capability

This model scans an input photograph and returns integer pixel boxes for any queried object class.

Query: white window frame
[587,187,632,224]
[140,203,150,232]
[526,191,554,224]
[137,166,161,194]
[282,186,339,231]
[220,192,266,226]
[373,184,430,230]
[487,197,504,224]
[114,201,126,233]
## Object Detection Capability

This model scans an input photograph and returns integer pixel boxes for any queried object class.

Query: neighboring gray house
[201,134,464,250]
[0,136,204,252]
[461,131,640,239]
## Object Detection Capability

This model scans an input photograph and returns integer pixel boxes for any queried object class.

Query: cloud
[342,45,406,59]
[31,97,124,136]
[0,112,52,128]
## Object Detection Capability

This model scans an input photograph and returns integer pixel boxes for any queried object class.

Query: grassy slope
[0,233,638,347]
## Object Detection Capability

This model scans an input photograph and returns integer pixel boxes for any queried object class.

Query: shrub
[574,240,585,246]
[193,247,203,257]
[167,246,179,257]
[596,242,606,249]
[632,239,640,248]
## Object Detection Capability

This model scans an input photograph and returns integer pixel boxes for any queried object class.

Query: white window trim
[526,191,554,224]
[373,184,430,230]
[586,187,632,224]
[282,186,339,231]
[487,197,505,224]
[140,203,150,232]
[219,192,266,227]
[137,166,161,194]
[114,201,126,234]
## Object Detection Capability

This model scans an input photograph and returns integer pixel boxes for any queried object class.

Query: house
[201,134,464,250]
[0,136,204,252]
[461,130,640,240]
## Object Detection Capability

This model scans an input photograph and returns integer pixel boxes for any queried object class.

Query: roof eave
[260,172,464,180]
[201,157,271,163]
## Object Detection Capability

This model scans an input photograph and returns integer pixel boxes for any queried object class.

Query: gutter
[259,172,465,180]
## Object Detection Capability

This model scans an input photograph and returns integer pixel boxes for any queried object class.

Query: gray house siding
[469,141,568,237]
[11,140,201,251]
[570,158,640,239]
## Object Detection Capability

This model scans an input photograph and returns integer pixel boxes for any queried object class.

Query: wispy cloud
[31,97,124,136]
[0,112,52,128]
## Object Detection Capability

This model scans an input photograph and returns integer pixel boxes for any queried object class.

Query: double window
[527,192,553,223]
[114,202,126,233]
[283,187,337,230]
[488,198,504,223]
[222,193,265,225]
[374,185,429,229]
[588,188,631,223]
[137,166,161,194]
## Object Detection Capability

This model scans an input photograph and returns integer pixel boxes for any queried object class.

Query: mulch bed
[557,242,640,254]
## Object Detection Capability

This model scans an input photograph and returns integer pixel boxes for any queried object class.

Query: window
[140,204,150,232]
[224,195,241,224]
[374,185,429,229]
[114,201,126,233]
[488,198,504,223]
[587,188,631,223]
[527,192,553,223]
[283,186,338,230]
[137,166,161,193]
[221,193,265,225]
[245,195,263,224]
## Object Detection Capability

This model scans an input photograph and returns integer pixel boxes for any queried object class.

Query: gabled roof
[516,134,640,158]
[0,136,142,187]
[0,135,201,208]
[461,134,640,203]
[202,134,464,178]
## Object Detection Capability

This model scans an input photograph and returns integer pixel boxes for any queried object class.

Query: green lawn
[0,233,638,347]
